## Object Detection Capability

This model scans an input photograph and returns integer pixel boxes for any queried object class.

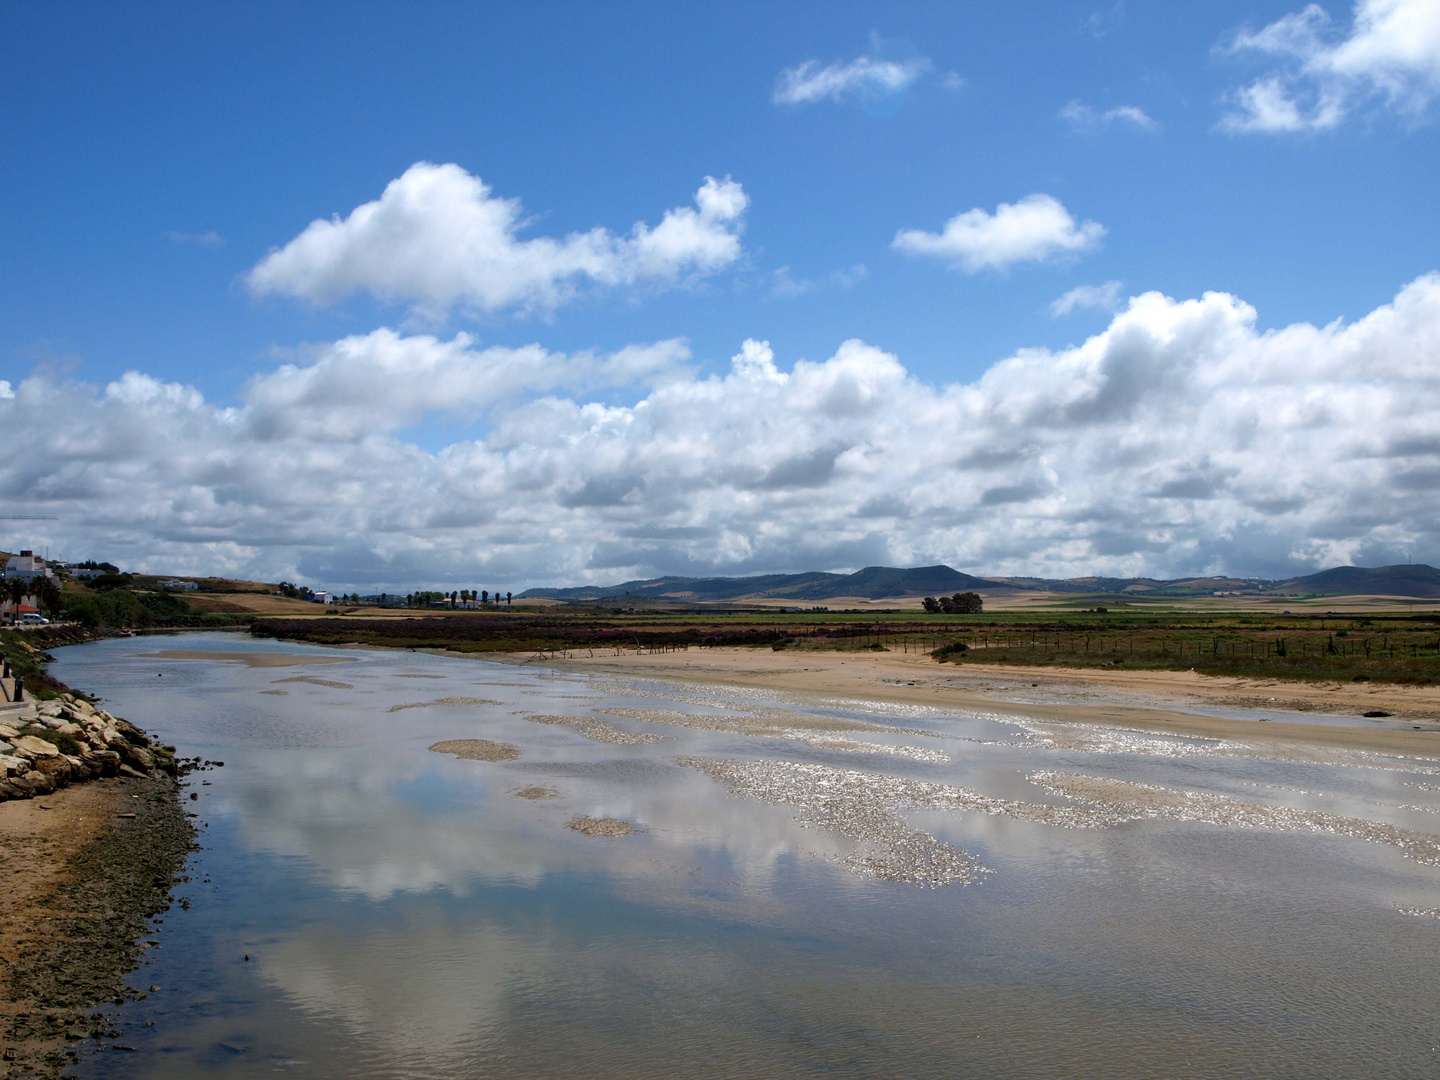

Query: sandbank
[524,647,1440,756]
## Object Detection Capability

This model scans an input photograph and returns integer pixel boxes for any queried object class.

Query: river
[52,632,1440,1078]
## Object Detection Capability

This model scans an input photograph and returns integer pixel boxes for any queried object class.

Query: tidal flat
[46,632,1440,1079]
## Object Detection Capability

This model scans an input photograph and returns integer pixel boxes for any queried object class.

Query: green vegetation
[921,592,984,614]
[60,583,248,629]
[18,723,81,756]
[249,606,1440,684]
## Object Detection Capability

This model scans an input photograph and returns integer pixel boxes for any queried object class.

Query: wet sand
[522,647,1440,755]
[1,777,193,1078]
[0,783,122,971]
[428,739,520,761]
[568,816,635,838]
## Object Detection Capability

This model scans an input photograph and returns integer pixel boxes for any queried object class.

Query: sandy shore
[517,647,1440,756]
[1,777,193,1078]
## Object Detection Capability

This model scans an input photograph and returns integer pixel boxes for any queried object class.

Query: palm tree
[506,591,512,607]
[34,577,61,618]
[7,578,27,624]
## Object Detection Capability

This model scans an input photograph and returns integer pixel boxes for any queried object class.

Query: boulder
[14,769,55,796]
[37,701,64,718]
[0,753,26,777]
[0,723,19,739]
[0,739,12,754]
[85,750,121,777]
[117,763,148,780]
[33,755,72,786]
[121,744,155,771]
[117,721,150,747]
[52,720,82,737]
[13,734,60,758]
[63,754,92,779]
[0,779,24,800]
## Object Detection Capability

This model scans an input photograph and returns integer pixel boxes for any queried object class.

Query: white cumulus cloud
[1220,0,1440,133]
[245,163,748,316]
[1060,101,1160,132]
[7,274,1440,588]
[893,195,1106,272]
[1050,281,1125,316]
[774,54,934,105]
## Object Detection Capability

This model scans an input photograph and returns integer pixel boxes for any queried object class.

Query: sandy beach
[524,646,1440,755]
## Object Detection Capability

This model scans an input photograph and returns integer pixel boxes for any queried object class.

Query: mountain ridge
[520,563,1440,602]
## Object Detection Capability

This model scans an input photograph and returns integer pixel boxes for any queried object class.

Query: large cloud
[246,163,748,316]
[1220,0,1440,133]
[893,195,1105,273]
[6,274,1440,588]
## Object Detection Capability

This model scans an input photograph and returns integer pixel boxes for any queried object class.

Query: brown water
[53,633,1440,1078]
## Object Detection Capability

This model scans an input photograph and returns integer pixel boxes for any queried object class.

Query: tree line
[921,592,984,614]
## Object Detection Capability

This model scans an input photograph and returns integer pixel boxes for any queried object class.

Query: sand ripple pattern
[569,816,636,837]
[429,739,519,761]
[273,676,354,689]
[603,707,949,762]
[1031,771,1440,867]
[526,714,666,745]
[388,697,502,713]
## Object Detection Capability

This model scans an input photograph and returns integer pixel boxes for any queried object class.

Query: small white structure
[312,591,332,604]
[157,578,198,591]
[4,550,53,582]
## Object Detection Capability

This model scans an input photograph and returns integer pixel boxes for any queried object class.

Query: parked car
[21,613,49,625]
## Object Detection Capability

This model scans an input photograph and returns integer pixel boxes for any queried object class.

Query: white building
[4,550,53,581]
[157,578,198,591]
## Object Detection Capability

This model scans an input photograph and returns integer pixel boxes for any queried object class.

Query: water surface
[53,633,1440,1078]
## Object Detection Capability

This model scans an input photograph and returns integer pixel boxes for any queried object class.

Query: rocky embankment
[0,694,178,802]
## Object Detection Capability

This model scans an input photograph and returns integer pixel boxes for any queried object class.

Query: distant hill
[521,562,1440,603]
[521,565,1015,603]
[1280,564,1440,598]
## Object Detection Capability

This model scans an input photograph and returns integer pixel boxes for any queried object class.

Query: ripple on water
[525,714,666,745]
[678,756,989,888]
[1031,771,1440,867]
[601,707,950,762]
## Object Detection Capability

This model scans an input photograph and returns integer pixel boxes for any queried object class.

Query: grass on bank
[247,607,1440,684]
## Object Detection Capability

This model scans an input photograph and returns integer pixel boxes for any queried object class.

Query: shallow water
[52,633,1440,1078]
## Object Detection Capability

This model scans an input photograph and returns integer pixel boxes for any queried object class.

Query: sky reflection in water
[52,633,1440,1079]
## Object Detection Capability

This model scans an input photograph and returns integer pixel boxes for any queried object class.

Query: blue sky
[2,1,1439,588]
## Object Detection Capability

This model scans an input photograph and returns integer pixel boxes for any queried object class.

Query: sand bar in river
[523,647,1440,756]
